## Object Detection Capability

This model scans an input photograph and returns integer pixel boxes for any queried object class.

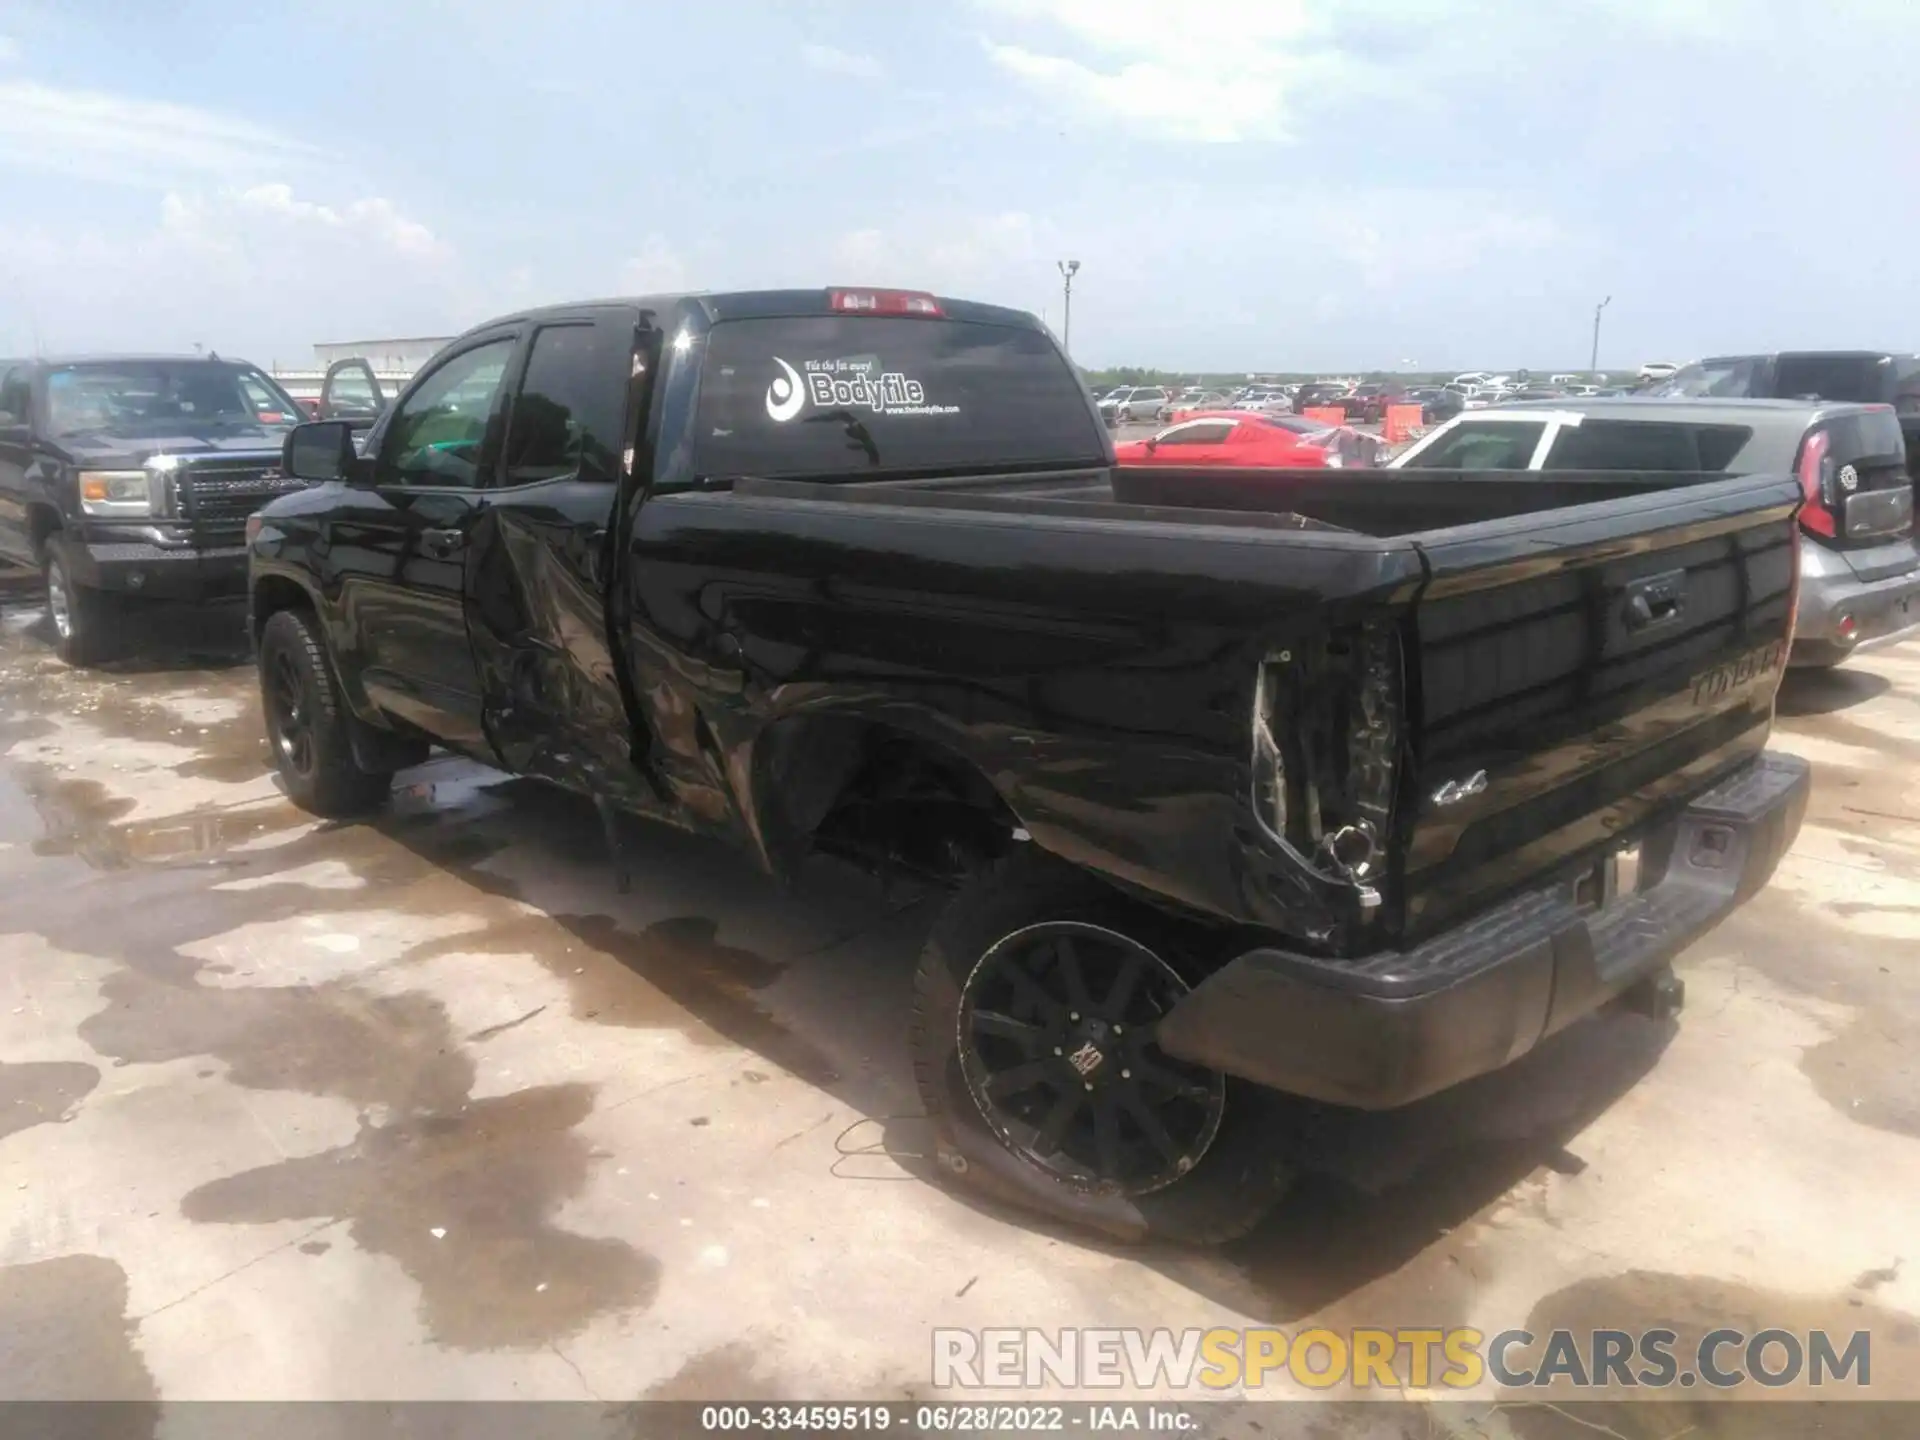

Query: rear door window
[1398,421,1547,469]
[500,322,627,485]
[1544,419,1754,471]
[692,316,1104,481]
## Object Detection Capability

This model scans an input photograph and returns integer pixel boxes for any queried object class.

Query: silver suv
[1099,386,1170,424]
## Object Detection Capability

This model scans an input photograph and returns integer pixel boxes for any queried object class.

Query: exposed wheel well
[754,715,1019,886]
[27,505,61,559]
[251,574,316,639]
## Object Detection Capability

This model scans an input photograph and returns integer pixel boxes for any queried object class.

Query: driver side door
[318,358,388,440]
[322,331,519,754]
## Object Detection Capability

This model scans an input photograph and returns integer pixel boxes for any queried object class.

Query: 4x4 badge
[1432,770,1488,807]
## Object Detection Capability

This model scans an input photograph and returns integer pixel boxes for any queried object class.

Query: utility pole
[1590,295,1612,377]
[1057,259,1080,357]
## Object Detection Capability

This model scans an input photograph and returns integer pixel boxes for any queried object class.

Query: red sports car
[1113,411,1376,468]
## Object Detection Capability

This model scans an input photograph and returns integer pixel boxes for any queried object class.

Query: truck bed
[637,465,1801,950]
[733,464,1778,539]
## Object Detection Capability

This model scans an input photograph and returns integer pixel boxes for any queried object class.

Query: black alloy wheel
[266,647,314,779]
[956,920,1226,1196]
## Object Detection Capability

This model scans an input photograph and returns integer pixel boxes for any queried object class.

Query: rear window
[1544,419,1754,471]
[1773,355,1891,404]
[1399,420,1546,469]
[692,317,1103,481]
[1653,357,1766,398]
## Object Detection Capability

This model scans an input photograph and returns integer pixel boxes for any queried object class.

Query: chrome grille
[178,459,305,531]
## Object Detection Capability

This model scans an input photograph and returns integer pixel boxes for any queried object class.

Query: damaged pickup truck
[249,289,1810,1242]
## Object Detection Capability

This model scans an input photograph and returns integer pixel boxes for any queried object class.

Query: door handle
[1623,569,1687,631]
[420,527,465,558]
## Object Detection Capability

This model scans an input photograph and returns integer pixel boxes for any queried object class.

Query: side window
[375,339,514,489]
[0,367,28,426]
[501,324,625,486]
[1157,421,1235,446]
[1544,420,1755,472]
[1399,421,1546,470]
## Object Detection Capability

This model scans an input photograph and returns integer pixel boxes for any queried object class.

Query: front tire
[43,542,115,667]
[910,849,1293,1244]
[258,608,393,817]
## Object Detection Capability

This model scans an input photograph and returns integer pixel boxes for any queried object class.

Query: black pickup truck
[0,354,308,663]
[249,288,1810,1242]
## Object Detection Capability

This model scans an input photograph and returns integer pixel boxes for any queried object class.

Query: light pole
[1057,259,1080,357]
[1590,295,1611,378]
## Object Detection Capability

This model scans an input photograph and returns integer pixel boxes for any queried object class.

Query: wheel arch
[745,709,1025,887]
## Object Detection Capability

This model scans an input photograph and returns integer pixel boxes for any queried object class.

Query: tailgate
[1398,471,1801,939]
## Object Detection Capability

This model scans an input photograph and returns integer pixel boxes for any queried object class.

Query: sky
[0,0,1915,374]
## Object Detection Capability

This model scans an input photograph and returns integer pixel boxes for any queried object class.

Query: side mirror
[283,420,364,484]
[1144,437,1159,453]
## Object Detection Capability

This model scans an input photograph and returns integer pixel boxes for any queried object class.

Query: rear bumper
[1156,752,1810,1110]
[1791,556,1920,660]
[65,538,249,600]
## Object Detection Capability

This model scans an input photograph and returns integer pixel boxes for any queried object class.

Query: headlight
[78,470,156,517]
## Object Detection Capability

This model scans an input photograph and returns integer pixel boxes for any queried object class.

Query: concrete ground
[1,591,1917,1418]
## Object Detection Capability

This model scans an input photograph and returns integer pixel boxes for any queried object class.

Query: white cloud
[0,185,469,361]
[0,35,19,63]
[617,234,690,293]
[0,79,324,186]
[975,0,1343,142]
[800,42,883,79]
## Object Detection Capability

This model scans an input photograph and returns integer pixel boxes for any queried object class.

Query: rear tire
[43,541,115,667]
[910,848,1293,1245]
[257,608,393,817]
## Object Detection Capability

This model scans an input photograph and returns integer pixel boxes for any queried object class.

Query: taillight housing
[828,289,943,317]
[1795,427,1837,538]
[1249,624,1401,917]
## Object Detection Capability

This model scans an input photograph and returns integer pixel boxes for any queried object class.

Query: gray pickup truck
[1391,397,1920,667]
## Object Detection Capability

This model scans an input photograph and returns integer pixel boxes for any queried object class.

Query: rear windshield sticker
[764,355,959,422]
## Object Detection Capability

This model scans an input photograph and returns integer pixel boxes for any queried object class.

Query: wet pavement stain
[0,1060,100,1141]
[1507,1269,1920,1419]
[181,1084,660,1350]
[171,749,269,785]
[1799,1010,1920,1139]
[0,1254,159,1410]
[79,975,473,1114]
[642,1341,789,1400]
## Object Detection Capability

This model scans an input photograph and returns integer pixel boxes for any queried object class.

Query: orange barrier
[1383,404,1424,443]
[1302,406,1347,426]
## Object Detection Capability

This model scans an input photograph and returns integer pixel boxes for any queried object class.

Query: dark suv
[0,355,309,663]
[1654,351,1920,480]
